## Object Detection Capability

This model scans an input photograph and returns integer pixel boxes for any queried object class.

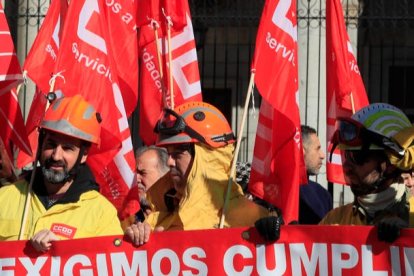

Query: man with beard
[125,102,282,245]
[299,125,332,224]
[320,103,414,242]
[0,94,123,251]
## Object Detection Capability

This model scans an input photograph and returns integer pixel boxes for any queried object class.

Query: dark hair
[301,125,318,149]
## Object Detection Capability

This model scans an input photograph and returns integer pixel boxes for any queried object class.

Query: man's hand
[376,216,408,243]
[30,229,60,252]
[125,222,164,246]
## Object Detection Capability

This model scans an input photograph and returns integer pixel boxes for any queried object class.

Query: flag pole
[18,77,55,240]
[150,19,168,109]
[163,9,175,110]
[219,71,255,228]
[350,92,356,114]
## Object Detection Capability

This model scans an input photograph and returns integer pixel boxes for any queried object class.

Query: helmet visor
[335,117,404,156]
[337,118,363,146]
[155,108,187,135]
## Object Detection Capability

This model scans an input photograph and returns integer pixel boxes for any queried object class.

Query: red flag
[326,0,369,184]
[249,0,305,223]
[23,0,68,93]
[104,0,138,116]
[0,89,31,161]
[0,3,23,95]
[138,0,202,145]
[17,0,68,168]
[136,0,186,31]
[53,0,138,218]
[16,89,47,168]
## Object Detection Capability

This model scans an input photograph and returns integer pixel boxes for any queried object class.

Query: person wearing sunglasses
[125,101,283,245]
[320,103,414,242]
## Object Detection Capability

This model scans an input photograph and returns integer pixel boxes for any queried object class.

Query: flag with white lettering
[0,3,23,96]
[0,88,31,161]
[53,0,138,218]
[249,0,305,223]
[326,0,369,184]
[138,0,202,145]
[23,0,68,93]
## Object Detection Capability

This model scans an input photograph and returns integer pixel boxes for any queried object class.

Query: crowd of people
[0,94,413,252]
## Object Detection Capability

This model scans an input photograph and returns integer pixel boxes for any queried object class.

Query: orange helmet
[41,94,101,145]
[156,102,235,148]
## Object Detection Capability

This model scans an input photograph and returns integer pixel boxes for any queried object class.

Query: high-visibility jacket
[146,143,270,230]
[0,167,123,241]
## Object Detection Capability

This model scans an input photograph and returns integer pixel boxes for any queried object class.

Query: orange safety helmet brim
[156,101,235,148]
[41,94,101,145]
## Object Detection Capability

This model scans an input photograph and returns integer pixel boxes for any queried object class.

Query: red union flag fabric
[0,3,23,95]
[138,0,202,145]
[18,0,67,168]
[23,0,68,93]
[249,0,305,223]
[326,0,369,184]
[53,0,138,218]
[104,0,138,116]
[0,89,31,160]
[136,0,187,31]
[2,226,414,275]
[16,89,47,168]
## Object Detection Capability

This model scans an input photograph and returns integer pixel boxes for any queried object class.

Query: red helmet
[41,95,101,145]
[156,102,235,148]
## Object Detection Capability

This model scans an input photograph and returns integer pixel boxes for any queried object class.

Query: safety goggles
[155,108,187,135]
[155,108,208,145]
[333,117,403,155]
[334,117,376,147]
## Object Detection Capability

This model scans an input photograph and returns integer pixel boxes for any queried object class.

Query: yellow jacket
[0,177,123,241]
[146,143,269,230]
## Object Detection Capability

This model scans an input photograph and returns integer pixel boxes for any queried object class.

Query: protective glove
[254,216,283,242]
[376,216,408,243]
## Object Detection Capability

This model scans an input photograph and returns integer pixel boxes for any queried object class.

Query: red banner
[138,0,202,145]
[53,0,138,218]
[0,3,23,95]
[326,0,369,184]
[249,0,306,223]
[1,226,413,275]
